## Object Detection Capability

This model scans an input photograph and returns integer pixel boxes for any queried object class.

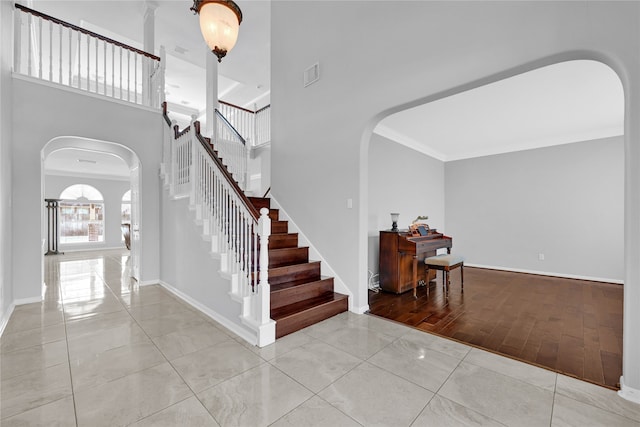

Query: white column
[142,1,157,104]
[620,80,640,404]
[206,47,219,136]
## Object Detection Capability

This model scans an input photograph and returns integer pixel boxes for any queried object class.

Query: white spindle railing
[216,109,250,191]
[218,101,271,147]
[13,4,164,108]
[254,105,271,146]
[161,111,274,346]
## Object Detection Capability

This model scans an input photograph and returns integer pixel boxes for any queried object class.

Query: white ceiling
[33,2,624,179]
[45,148,130,181]
[375,60,624,162]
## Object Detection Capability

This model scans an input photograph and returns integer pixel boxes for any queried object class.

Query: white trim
[618,376,640,404]
[14,296,43,305]
[157,280,257,346]
[269,196,355,311]
[45,169,130,182]
[0,303,16,337]
[138,279,159,286]
[58,246,127,253]
[466,263,623,284]
[352,304,370,315]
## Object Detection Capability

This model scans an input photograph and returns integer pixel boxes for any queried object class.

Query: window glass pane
[60,184,103,201]
[59,184,104,244]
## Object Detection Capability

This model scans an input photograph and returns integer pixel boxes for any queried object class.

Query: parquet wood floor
[368,267,623,389]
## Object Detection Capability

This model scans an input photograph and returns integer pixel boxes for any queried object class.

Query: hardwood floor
[368,267,623,390]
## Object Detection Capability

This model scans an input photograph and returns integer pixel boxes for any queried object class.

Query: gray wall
[271,1,640,313]
[44,175,130,251]
[445,136,624,281]
[0,0,13,329]
[11,78,162,301]
[159,189,252,341]
[368,133,445,277]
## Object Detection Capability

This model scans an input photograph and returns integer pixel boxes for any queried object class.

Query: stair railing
[215,109,250,192]
[218,100,271,146]
[13,4,164,108]
[161,103,275,346]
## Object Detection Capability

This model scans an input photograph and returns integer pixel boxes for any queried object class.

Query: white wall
[11,78,162,301]
[368,133,445,276]
[159,188,253,341]
[271,1,640,395]
[44,175,130,251]
[0,0,14,329]
[445,136,624,281]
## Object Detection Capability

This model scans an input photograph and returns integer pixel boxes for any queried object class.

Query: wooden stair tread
[271,292,348,320]
[271,276,332,292]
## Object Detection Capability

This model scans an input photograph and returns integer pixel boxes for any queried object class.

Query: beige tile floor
[1,249,640,426]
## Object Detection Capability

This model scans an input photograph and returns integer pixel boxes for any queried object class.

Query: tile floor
[1,249,640,426]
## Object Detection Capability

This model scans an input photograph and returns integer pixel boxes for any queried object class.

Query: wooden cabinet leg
[412,256,418,298]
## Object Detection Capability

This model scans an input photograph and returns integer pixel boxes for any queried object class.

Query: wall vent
[304,62,320,87]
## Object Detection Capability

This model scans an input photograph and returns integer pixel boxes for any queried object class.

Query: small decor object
[410,215,430,236]
[390,213,400,232]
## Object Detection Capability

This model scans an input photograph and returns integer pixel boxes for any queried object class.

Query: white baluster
[127,50,130,102]
[103,40,107,95]
[134,53,138,104]
[48,20,52,80]
[58,24,62,84]
[86,31,89,90]
[27,13,32,76]
[38,17,42,79]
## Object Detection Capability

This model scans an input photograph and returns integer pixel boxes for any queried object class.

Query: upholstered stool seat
[420,254,465,297]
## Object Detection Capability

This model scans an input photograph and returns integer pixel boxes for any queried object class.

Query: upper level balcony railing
[13,4,164,108]
[219,101,271,147]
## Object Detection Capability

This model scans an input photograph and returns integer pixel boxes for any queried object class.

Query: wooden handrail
[216,109,246,145]
[193,122,260,220]
[15,3,161,61]
[256,104,271,114]
[162,106,259,221]
[219,100,255,114]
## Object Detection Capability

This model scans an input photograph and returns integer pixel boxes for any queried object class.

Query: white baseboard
[466,263,622,284]
[58,246,128,253]
[0,303,15,337]
[14,296,43,305]
[157,280,257,346]
[353,304,370,315]
[138,279,160,287]
[619,376,640,404]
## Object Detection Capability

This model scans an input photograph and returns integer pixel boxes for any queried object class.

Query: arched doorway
[360,58,627,391]
[42,137,142,281]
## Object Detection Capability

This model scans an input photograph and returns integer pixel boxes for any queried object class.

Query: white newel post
[256,207,275,346]
[188,115,198,206]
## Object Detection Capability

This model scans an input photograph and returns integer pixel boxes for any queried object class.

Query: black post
[45,199,64,255]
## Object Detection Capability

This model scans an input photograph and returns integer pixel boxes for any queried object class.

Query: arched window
[59,184,104,244]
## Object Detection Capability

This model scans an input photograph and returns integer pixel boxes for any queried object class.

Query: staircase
[247,196,349,338]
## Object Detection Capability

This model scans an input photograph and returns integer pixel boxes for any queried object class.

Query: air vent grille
[304,62,320,87]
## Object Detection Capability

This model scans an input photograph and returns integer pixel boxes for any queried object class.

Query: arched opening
[42,137,141,280]
[364,59,624,389]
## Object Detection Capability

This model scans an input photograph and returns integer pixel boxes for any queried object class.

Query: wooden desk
[379,230,452,294]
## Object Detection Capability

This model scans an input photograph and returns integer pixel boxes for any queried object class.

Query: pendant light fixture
[191,0,243,62]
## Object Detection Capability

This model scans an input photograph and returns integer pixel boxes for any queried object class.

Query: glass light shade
[198,2,241,62]
[390,213,400,231]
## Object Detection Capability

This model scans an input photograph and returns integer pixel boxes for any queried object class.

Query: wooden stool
[422,254,465,297]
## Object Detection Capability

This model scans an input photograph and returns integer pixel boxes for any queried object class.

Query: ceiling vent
[304,62,320,87]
